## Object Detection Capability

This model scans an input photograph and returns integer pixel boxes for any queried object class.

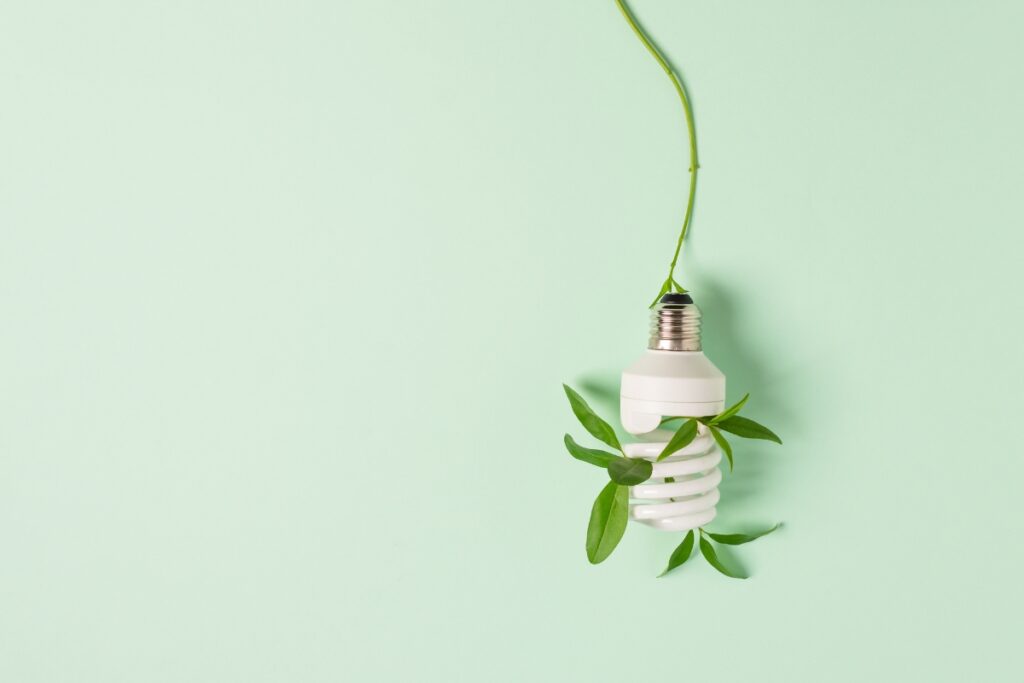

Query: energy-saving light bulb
[620,293,726,531]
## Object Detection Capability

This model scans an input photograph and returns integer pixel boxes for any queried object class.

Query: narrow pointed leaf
[709,426,733,472]
[709,393,749,425]
[607,457,653,485]
[705,524,780,546]
[586,482,629,564]
[563,434,617,469]
[714,415,782,444]
[563,384,622,451]
[657,418,698,461]
[658,530,695,577]
[649,279,671,308]
[699,536,747,579]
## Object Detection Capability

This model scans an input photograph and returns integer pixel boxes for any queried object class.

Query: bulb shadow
[693,275,787,417]
[689,273,792,527]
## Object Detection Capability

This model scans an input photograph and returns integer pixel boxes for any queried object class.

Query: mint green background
[2,1,1023,681]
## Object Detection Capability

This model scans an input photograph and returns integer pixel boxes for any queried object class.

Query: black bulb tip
[660,292,693,305]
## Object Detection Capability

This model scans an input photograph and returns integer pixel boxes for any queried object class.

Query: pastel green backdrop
[2,1,1022,681]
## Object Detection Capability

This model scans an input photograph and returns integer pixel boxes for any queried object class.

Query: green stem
[614,0,699,293]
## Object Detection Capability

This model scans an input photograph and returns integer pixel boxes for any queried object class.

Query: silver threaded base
[649,292,702,351]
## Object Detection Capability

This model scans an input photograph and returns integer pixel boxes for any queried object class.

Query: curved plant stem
[614,0,698,297]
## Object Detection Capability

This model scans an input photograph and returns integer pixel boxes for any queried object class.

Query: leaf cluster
[659,525,780,578]
[659,393,781,471]
[563,385,652,486]
[562,384,783,575]
[562,385,651,563]
[649,277,687,307]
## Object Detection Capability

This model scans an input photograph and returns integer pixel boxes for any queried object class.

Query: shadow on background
[694,273,793,523]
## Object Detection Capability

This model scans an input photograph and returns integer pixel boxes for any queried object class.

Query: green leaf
[709,393,749,425]
[709,426,733,472]
[563,384,622,451]
[714,415,782,444]
[563,434,618,469]
[649,279,671,308]
[699,535,747,579]
[656,418,698,461]
[607,457,653,485]
[658,530,695,577]
[705,524,780,546]
[586,481,629,564]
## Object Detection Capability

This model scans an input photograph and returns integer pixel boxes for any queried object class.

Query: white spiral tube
[623,426,721,532]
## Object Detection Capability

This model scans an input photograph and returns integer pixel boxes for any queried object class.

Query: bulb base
[622,293,725,435]
[649,293,701,351]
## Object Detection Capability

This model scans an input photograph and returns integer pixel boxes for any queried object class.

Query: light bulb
[620,293,726,531]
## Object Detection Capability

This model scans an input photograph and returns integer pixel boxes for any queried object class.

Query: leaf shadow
[575,374,628,441]
[577,375,619,414]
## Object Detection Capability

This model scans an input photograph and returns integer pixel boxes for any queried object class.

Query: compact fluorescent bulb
[619,293,727,531]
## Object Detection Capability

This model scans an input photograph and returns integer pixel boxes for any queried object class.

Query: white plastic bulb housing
[618,293,727,531]
[621,350,725,434]
[620,293,725,432]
